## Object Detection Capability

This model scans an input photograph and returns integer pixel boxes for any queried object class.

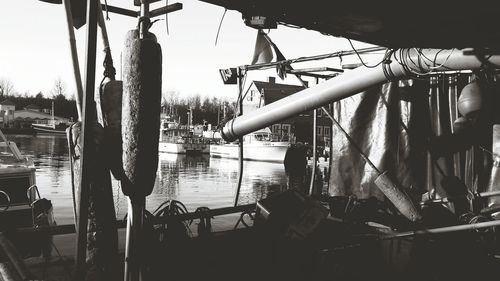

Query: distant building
[243,77,332,144]
[24,104,42,112]
[0,99,16,127]
[13,109,71,129]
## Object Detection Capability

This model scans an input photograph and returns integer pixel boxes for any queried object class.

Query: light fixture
[243,15,277,29]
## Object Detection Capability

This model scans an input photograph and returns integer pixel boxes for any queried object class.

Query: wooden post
[74,0,99,279]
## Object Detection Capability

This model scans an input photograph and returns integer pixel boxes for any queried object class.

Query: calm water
[8,134,289,225]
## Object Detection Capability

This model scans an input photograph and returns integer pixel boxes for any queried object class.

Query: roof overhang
[199,0,500,49]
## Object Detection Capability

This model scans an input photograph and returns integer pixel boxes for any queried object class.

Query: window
[282,124,291,134]
[271,124,280,134]
[316,126,322,136]
[324,126,331,137]
[247,90,256,101]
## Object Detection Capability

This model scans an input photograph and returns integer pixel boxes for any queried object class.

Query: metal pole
[62,0,83,120]
[448,75,461,178]
[234,68,244,207]
[124,197,145,281]
[221,49,500,142]
[308,78,319,195]
[309,111,317,195]
[75,0,99,279]
[382,219,500,240]
[139,0,150,39]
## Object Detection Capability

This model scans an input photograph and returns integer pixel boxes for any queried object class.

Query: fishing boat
[31,102,68,136]
[0,128,55,231]
[4,1,500,281]
[210,128,289,162]
[159,115,210,154]
[31,123,68,135]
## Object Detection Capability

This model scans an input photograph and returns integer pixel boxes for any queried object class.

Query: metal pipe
[221,49,500,142]
[234,69,244,207]
[75,0,99,279]
[62,0,83,120]
[309,108,317,195]
[124,197,145,281]
[382,218,500,240]
[448,75,461,178]
[139,1,150,39]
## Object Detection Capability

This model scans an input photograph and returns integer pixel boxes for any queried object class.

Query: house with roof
[0,100,16,127]
[243,77,332,145]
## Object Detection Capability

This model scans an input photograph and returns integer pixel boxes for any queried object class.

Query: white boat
[158,117,210,154]
[0,129,53,230]
[31,102,69,136]
[31,123,68,135]
[210,129,290,163]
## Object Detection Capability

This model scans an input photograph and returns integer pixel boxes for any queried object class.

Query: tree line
[162,91,236,127]
[1,78,236,126]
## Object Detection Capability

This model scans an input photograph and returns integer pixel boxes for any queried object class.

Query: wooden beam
[150,3,183,18]
[102,4,137,18]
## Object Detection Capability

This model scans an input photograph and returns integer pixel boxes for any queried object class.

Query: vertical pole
[75,0,98,279]
[448,75,461,178]
[308,77,320,195]
[217,103,220,125]
[124,197,145,281]
[234,68,244,207]
[62,0,83,120]
[309,108,317,195]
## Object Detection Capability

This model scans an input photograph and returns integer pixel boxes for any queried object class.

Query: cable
[214,9,227,46]
[347,39,386,68]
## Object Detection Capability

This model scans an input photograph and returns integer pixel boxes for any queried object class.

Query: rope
[214,9,227,46]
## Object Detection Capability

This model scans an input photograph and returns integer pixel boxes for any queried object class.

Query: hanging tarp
[328,81,427,200]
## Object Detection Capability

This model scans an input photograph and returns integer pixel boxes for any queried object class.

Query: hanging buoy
[458,80,483,118]
[121,29,162,197]
[452,116,471,134]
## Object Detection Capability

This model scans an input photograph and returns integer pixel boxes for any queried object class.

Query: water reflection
[8,134,290,224]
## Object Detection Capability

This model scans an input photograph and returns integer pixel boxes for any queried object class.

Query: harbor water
[8,134,304,225]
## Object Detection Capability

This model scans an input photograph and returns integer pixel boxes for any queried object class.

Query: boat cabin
[0,131,38,230]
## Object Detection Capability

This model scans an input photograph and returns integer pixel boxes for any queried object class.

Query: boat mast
[51,100,55,128]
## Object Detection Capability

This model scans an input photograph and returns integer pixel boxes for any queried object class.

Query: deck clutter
[3,0,500,281]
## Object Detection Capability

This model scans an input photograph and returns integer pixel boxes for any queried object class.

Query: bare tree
[51,77,67,99]
[0,78,15,97]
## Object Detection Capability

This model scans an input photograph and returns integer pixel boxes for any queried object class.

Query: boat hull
[159,141,210,154]
[210,143,289,163]
[32,125,67,136]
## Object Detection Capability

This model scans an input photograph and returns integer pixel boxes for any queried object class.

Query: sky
[0,0,377,100]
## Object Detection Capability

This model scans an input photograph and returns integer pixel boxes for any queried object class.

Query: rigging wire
[214,9,228,46]
[347,38,386,68]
